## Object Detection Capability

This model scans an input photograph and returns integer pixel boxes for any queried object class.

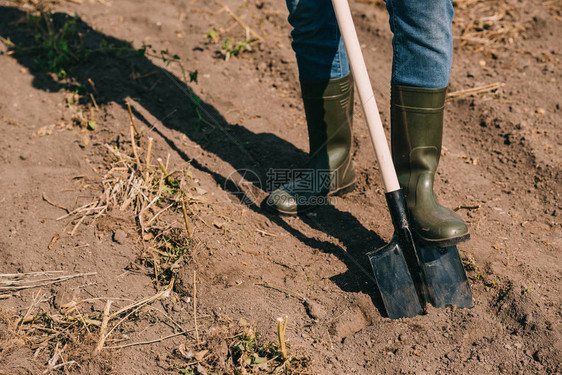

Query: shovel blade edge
[367,238,423,319]
[416,245,474,309]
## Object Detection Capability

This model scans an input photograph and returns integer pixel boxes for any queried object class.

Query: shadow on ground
[0,6,389,315]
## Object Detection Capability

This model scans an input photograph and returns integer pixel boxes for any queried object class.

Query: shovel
[331,0,473,318]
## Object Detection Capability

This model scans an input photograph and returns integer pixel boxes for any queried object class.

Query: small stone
[445,351,458,361]
[113,229,127,244]
[80,135,90,148]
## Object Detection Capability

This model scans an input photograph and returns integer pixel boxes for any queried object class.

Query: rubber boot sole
[413,230,471,248]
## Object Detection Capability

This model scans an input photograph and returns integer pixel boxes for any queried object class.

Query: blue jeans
[285,0,454,88]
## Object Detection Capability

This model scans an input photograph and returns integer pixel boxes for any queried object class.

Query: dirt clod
[304,299,326,320]
[112,229,127,244]
[329,307,370,341]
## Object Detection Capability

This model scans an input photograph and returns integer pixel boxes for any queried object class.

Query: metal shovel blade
[416,244,474,309]
[366,191,474,318]
[367,235,423,319]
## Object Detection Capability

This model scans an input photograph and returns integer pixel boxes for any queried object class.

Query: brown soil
[0,0,560,374]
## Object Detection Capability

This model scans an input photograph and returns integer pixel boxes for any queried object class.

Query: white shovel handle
[332,0,400,193]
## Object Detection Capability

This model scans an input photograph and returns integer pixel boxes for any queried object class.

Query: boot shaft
[391,85,447,195]
[300,75,354,170]
[390,85,469,245]
[265,76,356,215]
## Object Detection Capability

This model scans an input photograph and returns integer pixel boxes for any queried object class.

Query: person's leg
[286,0,349,81]
[386,0,453,88]
[266,0,355,214]
[387,0,469,246]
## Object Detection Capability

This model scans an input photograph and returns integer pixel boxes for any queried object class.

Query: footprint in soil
[0,6,387,315]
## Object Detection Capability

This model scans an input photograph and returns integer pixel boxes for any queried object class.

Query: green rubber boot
[266,75,355,215]
[391,85,470,247]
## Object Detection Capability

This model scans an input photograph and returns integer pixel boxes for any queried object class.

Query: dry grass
[447,82,505,101]
[1,271,96,293]
[452,0,556,63]
[454,0,530,47]
[54,94,196,289]
[0,283,181,373]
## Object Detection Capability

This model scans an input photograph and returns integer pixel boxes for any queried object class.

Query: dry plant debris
[205,4,265,61]
[454,0,532,50]
[170,319,313,374]
[0,271,96,293]
[54,92,195,288]
[452,0,556,62]
[1,283,180,373]
[447,82,505,101]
